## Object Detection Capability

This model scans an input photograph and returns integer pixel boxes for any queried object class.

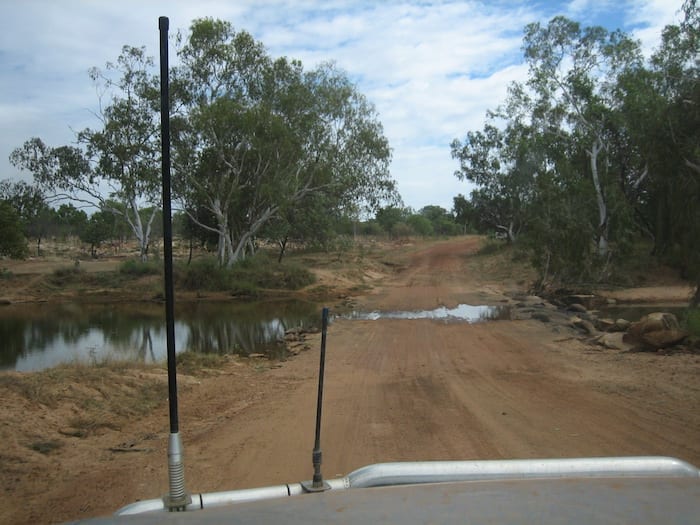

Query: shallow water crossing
[343,304,510,322]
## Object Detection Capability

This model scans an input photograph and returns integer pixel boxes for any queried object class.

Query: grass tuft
[119,259,161,276]
[29,439,63,455]
[176,351,229,376]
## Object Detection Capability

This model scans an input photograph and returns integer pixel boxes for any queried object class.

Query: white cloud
[0,0,686,211]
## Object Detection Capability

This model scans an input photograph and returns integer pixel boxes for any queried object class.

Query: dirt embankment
[1,237,699,524]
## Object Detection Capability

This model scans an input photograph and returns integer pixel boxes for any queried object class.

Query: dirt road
[2,237,699,523]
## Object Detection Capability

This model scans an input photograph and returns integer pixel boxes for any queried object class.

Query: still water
[0,301,321,372]
[0,302,510,372]
[342,304,510,322]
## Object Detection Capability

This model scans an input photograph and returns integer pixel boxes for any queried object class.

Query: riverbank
[1,236,699,524]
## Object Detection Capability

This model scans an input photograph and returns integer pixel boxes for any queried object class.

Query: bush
[176,258,231,291]
[230,252,315,290]
[49,266,84,285]
[682,308,700,337]
[477,238,506,256]
[177,253,316,294]
[119,259,161,276]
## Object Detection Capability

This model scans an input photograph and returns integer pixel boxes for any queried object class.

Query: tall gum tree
[172,19,394,267]
[10,46,161,262]
[522,17,643,258]
[630,0,700,304]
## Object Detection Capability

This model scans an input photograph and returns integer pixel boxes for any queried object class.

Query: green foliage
[173,19,397,268]
[477,238,506,256]
[176,252,315,294]
[391,222,413,240]
[358,220,384,236]
[119,259,161,276]
[11,46,162,262]
[55,203,88,239]
[375,206,410,234]
[407,214,433,236]
[49,266,84,285]
[80,210,115,257]
[0,200,28,258]
[177,258,232,291]
[229,251,316,291]
[682,308,700,337]
[451,10,700,292]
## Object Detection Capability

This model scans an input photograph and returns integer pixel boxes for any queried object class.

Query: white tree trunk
[588,137,608,257]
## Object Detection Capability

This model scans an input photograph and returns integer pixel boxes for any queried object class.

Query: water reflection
[343,304,510,322]
[0,301,320,372]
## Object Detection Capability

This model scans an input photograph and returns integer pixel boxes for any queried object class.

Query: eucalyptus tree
[10,46,161,262]
[0,201,28,258]
[0,179,53,255]
[172,18,395,267]
[627,0,700,303]
[451,111,538,242]
[521,16,643,258]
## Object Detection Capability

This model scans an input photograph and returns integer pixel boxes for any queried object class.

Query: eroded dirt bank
[1,237,699,524]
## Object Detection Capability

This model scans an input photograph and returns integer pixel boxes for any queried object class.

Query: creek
[0,300,321,372]
[0,301,513,372]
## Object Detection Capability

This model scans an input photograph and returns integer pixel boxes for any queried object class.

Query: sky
[0,0,686,213]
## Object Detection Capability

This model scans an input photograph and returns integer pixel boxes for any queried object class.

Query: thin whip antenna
[159,15,191,511]
[302,307,331,492]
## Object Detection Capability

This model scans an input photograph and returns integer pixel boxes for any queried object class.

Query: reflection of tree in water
[137,327,155,362]
[0,306,95,368]
[0,300,320,369]
[0,316,30,368]
[185,318,289,356]
[182,301,319,357]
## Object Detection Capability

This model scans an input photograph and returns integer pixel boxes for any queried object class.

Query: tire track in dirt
[7,236,698,524]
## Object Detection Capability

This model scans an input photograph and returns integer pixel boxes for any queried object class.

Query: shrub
[176,351,228,375]
[477,238,505,256]
[119,259,161,276]
[176,258,231,291]
[176,253,315,293]
[230,252,315,291]
[682,308,700,337]
[49,266,84,285]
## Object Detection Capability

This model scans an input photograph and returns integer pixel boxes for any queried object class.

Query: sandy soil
[1,237,699,524]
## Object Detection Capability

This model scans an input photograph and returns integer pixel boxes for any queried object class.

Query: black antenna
[302,307,331,492]
[159,15,191,511]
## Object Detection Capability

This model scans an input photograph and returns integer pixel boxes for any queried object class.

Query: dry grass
[0,362,168,424]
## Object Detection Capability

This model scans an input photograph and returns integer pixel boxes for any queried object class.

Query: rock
[625,312,681,338]
[595,318,616,332]
[0,298,11,306]
[567,303,588,313]
[570,316,598,335]
[565,294,597,309]
[641,329,688,349]
[612,319,631,332]
[593,332,628,350]
[623,312,688,350]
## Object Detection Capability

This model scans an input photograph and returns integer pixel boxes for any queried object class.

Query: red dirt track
[1,237,699,524]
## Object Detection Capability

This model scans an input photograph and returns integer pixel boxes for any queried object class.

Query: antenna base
[162,493,192,511]
[301,480,331,493]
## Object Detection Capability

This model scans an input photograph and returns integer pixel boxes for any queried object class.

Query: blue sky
[0,0,685,212]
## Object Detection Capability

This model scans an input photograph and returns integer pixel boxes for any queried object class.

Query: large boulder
[623,312,688,350]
